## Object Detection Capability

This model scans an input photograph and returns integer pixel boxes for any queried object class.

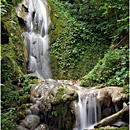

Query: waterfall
[74,92,101,130]
[23,0,52,78]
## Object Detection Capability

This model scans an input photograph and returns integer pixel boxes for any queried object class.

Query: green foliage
[51,110,57,116]
[49,0,109,80]
[81,45,129,89]
[1,74,38,129]
[1,8,25,83]
[98,0,129,41]
[1,74,37,108]
[50,102,75,130]
[54,88,66,103]
[48,0,128,80]
[1,108,18,130]
[123,84,129,94]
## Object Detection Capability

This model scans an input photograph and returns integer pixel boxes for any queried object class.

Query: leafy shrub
[1,108,18,130]
[1,74,38,130]
[81,45,129,88]
[1,7,25,83]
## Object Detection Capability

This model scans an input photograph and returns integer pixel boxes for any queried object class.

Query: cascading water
[74,91,101,130]
[23,0,52,78]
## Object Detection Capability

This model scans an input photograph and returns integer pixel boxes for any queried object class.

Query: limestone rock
[94,87,128,106]
[16,126,29,130]
[30,79,61,103]
[15,0,27,21]
[20,115,40,129]
[100,126,118,129]
[25,109,32,116]
[40,87,78,112]
[30,105,40,115]
[38,85,78,130]
[110,120,129,127]
[34,123,49,130]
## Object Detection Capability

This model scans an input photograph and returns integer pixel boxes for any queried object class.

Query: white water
[74,92,101,130]
[23,0,52,78]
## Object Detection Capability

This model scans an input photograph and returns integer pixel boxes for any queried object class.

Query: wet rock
[39,86,78,130]
[103,107,115,117]
[30,79,61,103]
[17,112,25,121]
[16,126,29,130]
[15,0,27,21]
[100,126,118,129]
[30,105,40,115]
[40,87,78,112]
[95,87,129,106]
[34,123,49,130]
[110,120,129,127]
[20,115,40,129]
[32,40,40,61]
[25,109,32,116]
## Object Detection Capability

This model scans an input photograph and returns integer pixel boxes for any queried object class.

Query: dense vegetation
[81,45,129,88]
[1,0,129,129]
[1,0,25,83]
[49,0,128,80]
[1,0,34,129]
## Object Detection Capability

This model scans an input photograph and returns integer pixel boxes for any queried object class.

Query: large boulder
[40,86,78,112]
[39,85,78,130]
[82,86,129,107]
[20,115,40,129]
[30,79,61,104]
[97,87,128,106]
[30,105,40,115]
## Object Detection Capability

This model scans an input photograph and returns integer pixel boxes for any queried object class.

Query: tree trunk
[94,103,129,128]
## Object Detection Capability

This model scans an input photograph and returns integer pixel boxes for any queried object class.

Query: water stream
[23,0,52,78]
[74,91,101,130]
[22,0,102,129]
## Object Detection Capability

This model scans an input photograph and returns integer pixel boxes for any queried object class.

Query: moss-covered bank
[1,7,25,83]
[1,2,39,129]
[81,45,129,93]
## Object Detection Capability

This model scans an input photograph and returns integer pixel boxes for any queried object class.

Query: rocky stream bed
[16,78,129,130]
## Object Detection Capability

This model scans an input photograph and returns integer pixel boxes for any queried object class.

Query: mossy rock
[16,111,25,123]
[53,88,66,104]
[94,127,129,130]
[53,88,78,104]
[30,79,38,84]
[19,95,30,105]
[47,102,75,130]
[40,86,77,130]
[19,104,27,111]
